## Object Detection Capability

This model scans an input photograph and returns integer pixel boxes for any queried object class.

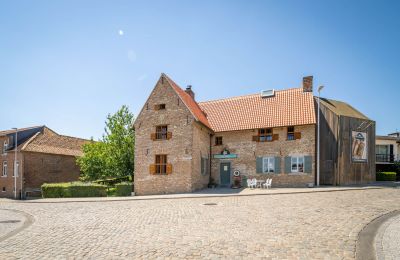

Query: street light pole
[317,86,324,187]
[12,128,18,199]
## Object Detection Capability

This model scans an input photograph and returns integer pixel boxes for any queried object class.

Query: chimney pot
[303,76,313,92]
[185,85,195,100]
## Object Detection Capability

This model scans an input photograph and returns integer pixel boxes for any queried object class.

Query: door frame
[219,161,231,186]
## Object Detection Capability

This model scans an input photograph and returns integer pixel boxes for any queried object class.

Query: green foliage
[115,182,133,196]
[41,182,107,198]
[376,172,397,181]
[77,105,135,181]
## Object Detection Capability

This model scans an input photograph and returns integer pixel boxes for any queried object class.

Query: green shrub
[376,172,397,181]
[115,182,133,196]
[41,182,107,198]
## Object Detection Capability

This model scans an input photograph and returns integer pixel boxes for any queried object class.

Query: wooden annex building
[318,98,376,185]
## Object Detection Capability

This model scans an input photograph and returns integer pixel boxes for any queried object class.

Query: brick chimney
[185,85,195,100]
[302,76,313,92]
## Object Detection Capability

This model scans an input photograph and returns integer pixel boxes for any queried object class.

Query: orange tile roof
[163,74,212,130]
[198,88,316,132]
[21,127,90,156]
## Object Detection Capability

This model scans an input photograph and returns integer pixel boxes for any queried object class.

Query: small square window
[287,126,295,140]
[215,137,223,146]
[2,187,5,192]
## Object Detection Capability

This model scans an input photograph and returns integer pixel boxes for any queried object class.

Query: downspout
[209,133,213,185]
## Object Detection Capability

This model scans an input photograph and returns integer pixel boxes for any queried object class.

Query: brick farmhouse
[134,74,375,195]
[0,126,89,198]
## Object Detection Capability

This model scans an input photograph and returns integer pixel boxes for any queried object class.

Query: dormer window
[3,140,8,154]
[154,104,166,110]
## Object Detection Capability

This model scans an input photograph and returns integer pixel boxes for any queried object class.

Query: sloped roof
[198,88,316,132]
[319,98,370,120]
[163,74,212,130]
[21,127,90,156]
[0,126,44,136]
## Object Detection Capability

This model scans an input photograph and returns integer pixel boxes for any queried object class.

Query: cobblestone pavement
[0,188,399,259]
[0,209,26,239]
[375,212,400,260]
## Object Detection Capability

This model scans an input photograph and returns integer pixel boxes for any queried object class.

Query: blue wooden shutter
[304,156,312,174]
[274,157,281,174]
[201,157,204,175]
[284,156,291,173]
[256,157,263,173]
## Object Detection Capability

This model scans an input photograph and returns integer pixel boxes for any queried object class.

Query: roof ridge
[199,87,303,104]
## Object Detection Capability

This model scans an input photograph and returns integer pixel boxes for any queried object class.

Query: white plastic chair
[246,179,252,188]
[248,178,257,189]
[263,178,272,189]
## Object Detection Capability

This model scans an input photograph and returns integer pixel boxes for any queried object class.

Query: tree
[77,105,135,181]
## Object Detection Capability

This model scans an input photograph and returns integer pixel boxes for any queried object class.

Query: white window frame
[2,161,7,177]
[291,156,304,173]
[3,140,8,154]
[262,157,275,173]
[12,161,19,177]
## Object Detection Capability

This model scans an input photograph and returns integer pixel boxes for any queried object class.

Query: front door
[220,162,231,186]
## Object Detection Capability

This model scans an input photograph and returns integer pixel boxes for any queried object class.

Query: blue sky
[1,0,399,139]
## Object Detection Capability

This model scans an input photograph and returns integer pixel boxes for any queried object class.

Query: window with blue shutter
[256,157,263,173]
[304,156,312,174]
[284,156,291,173]
[274,157,281,174]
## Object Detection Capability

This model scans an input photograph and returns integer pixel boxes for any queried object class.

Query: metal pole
[13,128,18,199]
[317,92,320,187]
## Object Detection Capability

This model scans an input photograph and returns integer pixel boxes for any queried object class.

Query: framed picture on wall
[351,131,368,162]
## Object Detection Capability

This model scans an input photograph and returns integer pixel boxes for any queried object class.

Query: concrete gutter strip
[1,186,387,204]
[356,210,400,260]
[0,209,34,242]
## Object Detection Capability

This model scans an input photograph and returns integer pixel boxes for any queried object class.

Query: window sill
[1,175,7,178]
[288,172,308,175]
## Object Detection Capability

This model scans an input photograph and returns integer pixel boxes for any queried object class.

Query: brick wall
[23,152,81,190]
[0,135,24,198]
[191,123,212,191]
[134,77,196,195]
[211,125,316,187]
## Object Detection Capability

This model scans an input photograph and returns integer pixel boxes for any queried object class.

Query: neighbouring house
[134,73,375,195]
[0,126,89,198]
[375,132,400,172]
[318,98,376,185]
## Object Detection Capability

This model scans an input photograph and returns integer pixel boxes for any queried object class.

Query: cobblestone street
[0,188,399,259]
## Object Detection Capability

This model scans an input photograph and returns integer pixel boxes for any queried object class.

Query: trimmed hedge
[115,182,133,196]
[42,182,107,198]
[376,172,397,181]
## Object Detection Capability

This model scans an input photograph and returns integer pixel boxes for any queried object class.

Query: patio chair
[248,178,257,189]
[246,179,252,188]
[263,178,272,189]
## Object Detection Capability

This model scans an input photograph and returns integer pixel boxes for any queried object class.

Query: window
[259,128,273,142]
[262,157,275,173]
[376,145,389,155]
[2,187,5,192]
[155,155,167,174]
[215,137,223,146]
[12,161,19,177]
[155,104,166,110]
[155,125,168,140]
[291,156,304,173]
[287,126,295,140]
[201,157,209,175]
[2,161,7,177]
[3,140,8,154]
